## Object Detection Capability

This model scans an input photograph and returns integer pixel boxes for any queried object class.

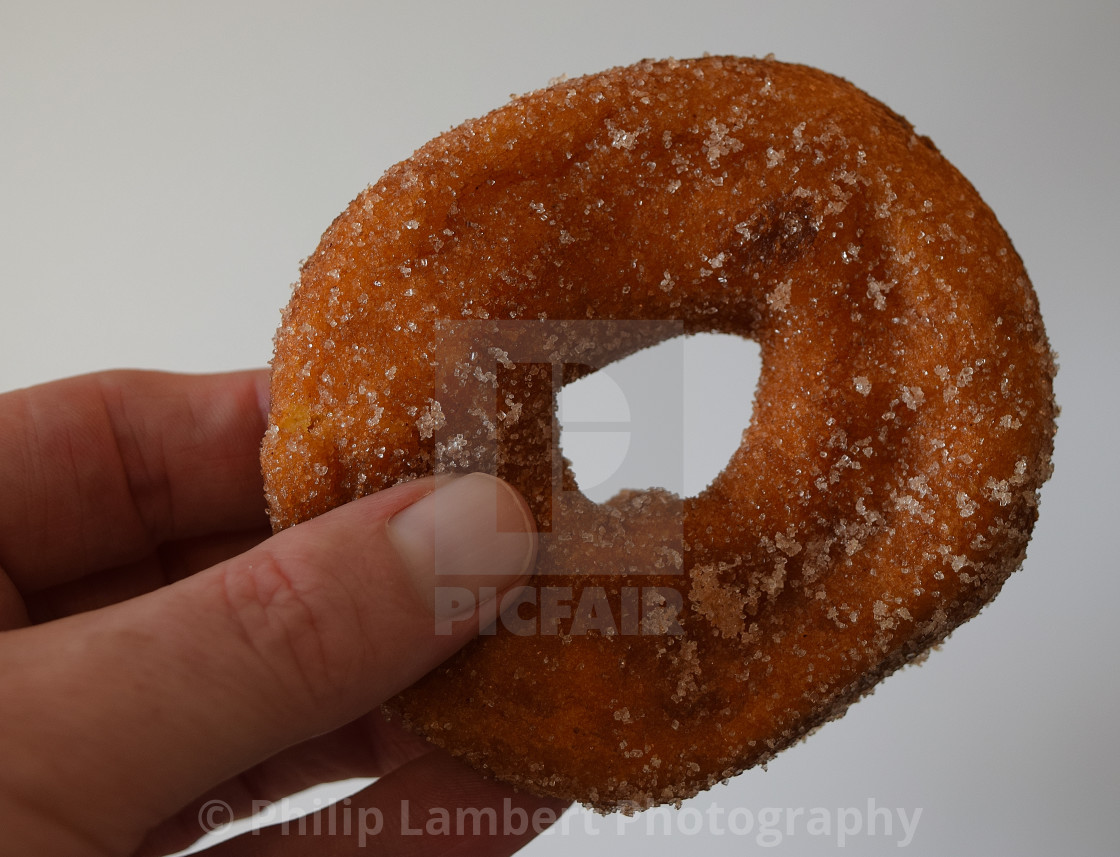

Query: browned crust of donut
[262,56,1056,810]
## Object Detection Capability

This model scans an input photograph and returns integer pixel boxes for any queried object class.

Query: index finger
[0,369,270,591]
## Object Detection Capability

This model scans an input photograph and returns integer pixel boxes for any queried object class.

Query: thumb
[0,473,536,855]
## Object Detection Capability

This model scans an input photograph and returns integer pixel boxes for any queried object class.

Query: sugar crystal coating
[261,56,1057,811]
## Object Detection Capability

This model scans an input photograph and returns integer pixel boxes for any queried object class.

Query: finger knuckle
[216,549,364,712]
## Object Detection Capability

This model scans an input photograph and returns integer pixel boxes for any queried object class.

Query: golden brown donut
[261,56,1056,810]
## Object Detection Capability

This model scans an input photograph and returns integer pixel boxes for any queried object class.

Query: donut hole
[558,332,761,503]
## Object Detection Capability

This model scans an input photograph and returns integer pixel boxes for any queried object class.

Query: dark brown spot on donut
[735,196,818,269]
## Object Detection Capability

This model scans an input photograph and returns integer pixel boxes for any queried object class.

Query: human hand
[0,369,564,856]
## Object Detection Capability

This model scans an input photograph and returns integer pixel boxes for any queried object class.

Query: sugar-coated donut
[262,56,1056,810]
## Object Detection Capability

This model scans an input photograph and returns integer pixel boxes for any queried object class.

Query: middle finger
[135,713,434,857]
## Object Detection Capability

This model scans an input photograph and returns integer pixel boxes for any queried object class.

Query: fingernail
[386,474,537,620]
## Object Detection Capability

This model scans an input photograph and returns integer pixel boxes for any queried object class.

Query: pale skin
[0,369,565,856]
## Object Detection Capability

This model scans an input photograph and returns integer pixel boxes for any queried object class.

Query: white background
[2,1,1117,854]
